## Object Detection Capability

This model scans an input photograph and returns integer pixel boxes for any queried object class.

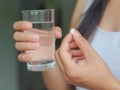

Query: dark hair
[78,0,109,40]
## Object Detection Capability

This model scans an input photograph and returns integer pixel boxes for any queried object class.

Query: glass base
[27,60,56,71]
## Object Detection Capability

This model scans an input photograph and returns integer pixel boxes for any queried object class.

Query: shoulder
[70,0,94,29]
[83,0,94,13]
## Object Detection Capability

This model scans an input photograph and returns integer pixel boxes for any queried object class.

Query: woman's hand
[55,30,120,90]
[13,21,62,62]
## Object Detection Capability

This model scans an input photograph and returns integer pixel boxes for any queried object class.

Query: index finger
[13,21,32,30]
[59,33,77,69]
[73,30,98,62]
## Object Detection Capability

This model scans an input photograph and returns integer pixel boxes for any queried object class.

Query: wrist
[109,79,120,90]
[114,80,120,90]
[92,78,120,90]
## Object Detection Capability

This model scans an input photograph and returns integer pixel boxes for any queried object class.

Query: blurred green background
[0,0,75,90]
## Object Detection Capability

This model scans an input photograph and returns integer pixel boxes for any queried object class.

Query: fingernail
[26,54,32,61]
[74,31,81,38]
[23,52,32,61]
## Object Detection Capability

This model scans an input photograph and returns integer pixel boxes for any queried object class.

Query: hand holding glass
[22,9,55,71]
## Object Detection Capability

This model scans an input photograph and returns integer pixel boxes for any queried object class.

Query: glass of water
[22,9,55,71]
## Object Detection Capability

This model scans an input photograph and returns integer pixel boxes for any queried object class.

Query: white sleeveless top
[76,0,120,90]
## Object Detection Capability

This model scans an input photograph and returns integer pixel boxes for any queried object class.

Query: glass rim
[22,9,55,13]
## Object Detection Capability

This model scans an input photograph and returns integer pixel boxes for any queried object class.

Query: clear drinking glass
[22,9,55,71]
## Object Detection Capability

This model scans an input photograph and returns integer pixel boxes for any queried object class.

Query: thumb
[53,26,62,39]
[73,30,94,60]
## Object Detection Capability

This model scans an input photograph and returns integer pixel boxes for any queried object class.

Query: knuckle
[27,43,39,50]
[66,70,77,80]
[23,34,29,40]
[24,54,32,62]
[29,43,37,49]
[21,34,28,41]
[66,70,82,83]
[24,34,34,41]
[33,43,39,49]
[55,49,59,55]
[63,74,70,82]
[18,53,32,62]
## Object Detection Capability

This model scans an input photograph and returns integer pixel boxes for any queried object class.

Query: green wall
[0,0,20,90]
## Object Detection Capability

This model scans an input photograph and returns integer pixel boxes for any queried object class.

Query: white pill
[70,28,75,34]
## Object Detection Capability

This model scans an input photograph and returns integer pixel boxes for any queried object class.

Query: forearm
[92,79,120,90]
[42,66,75,90]
[104,80,120,90]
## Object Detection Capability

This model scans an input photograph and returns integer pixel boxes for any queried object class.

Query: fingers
[70,50,83,57]
[18,52,32,62]
[15,42,39,51]
[13,21,62,40]
[55,49,65,73]
[13,32,39,42]
[13,21,32,30]
[59,33,77,69]
[70,50,85,63]
[73,31,94,58]
[69,41,78,49]
[13,23,62,41]
[53,26,62,39]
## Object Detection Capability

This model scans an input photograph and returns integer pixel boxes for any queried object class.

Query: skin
[99,0,120,32]
[55,0,120,89]
[13,21,62,61]
[13,21,75,90]
[13,0,120,89]
[70,0,88,29]
[55,31,120,90]
[13,0,87,90]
